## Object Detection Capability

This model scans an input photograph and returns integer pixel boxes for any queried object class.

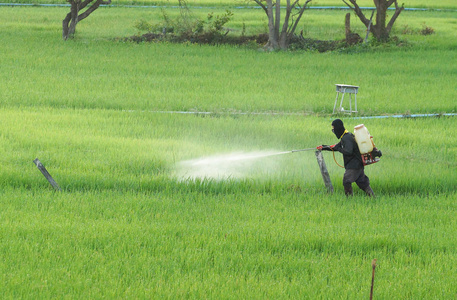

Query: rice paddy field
[1,2,457,299]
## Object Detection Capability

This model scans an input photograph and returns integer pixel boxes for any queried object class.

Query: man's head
[332,119,346,139]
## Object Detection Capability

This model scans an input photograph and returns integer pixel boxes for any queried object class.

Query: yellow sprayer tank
[354,124,374,154]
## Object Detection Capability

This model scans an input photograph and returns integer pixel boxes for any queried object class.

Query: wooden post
[33,158,61,191]
[370,259,377,300]
[315,151,333,193]
[345,13,351,38]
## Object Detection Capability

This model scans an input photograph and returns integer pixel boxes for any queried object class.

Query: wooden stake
[33,158,61,191]
[315,151,333,193]
[345,13,351,38]
[370,259,377,300]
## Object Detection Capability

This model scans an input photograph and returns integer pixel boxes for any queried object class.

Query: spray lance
[226,124,382,166]
[288,146,347,168]
[289,148,318,153]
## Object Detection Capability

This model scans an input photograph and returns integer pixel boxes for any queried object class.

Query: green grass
[1,186,457,298]
[1,7,457,115]
[1,108,456,194]
[1,4,457,299]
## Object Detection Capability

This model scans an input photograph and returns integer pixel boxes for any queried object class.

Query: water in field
[175,151,294,180]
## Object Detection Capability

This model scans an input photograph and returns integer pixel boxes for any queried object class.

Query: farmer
[319,119,375,197]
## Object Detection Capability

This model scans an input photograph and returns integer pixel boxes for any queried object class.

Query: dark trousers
[343,168,373,196]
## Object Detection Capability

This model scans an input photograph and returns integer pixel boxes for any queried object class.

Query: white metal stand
[333,84,359,114]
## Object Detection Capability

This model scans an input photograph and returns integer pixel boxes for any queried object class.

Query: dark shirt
[333,132,364,169]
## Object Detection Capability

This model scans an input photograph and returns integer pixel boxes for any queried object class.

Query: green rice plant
[0,107,455,194]
[1,4,457,299]
[1,7,456,116]
[1,99,456,300]
[1,187,457,298]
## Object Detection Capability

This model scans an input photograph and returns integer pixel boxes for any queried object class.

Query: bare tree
[252,0,312,51]
[62,0,111,40]
[342,0,404,43]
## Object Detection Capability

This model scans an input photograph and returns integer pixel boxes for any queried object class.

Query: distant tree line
[62,0,405,51]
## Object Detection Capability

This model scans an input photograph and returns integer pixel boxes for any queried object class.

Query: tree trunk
[265,0,279,50]
[62,14,71,40]
[372,1,389,42]
[278,33,288,50]
[254,0,312,51]
[62,1,80,40]
[343,0,404,43]
[69,2,79,37]
[278,0,292,50]
[62,0,111,40]
[274,0,281,42]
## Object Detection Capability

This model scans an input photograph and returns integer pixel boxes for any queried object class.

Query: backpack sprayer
[316,124,382,166]
[353,124,382,166]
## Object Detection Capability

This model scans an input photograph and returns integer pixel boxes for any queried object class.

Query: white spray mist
[175,150,292,180]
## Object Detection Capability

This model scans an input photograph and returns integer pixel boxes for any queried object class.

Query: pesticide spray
[175,148,316,180]
[175,125,382,181]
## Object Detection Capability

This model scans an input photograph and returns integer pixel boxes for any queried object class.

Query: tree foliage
[133,7,236,45]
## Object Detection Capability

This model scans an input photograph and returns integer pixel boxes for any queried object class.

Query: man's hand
[317,145,333,151]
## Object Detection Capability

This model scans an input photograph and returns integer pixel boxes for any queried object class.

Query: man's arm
[332,141,342,152]
[333,136,354,155]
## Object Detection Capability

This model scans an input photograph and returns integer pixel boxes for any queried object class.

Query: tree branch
[343,0,370,27]
[282,0,292,36]
[288,0,312,35]
[342,0,353,9]
[79,0,91,11]
[253,0,269,15]
[386,0,396,7]
[386,2,404,33]
[78,0,104,21]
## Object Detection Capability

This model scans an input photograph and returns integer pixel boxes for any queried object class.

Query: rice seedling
[0,4,456,299]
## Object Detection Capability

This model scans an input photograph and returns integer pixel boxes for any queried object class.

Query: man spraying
[318,119,375,197]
